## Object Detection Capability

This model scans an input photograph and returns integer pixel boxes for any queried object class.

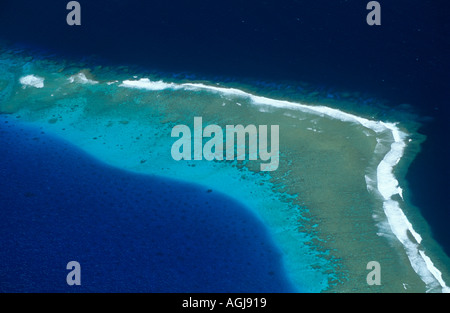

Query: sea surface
[0,0,449,292]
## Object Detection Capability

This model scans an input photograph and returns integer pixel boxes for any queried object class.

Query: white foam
[19,75,44,88]
[419,250,450,292]
[120,78,178,90]
[68,73,99,85]
[118,77,449,292]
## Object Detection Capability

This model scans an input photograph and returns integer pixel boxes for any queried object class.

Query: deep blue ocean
[0,117,295,292]
[0,0,449,290]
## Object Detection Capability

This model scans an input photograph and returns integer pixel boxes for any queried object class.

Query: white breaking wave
[19,75,44,88]
[118,77,449,292]
[68,73,99,85]
[120,78,177,90]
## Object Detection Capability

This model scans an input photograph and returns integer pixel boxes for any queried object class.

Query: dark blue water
[0,116,296,292]
[0,0,448,263]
